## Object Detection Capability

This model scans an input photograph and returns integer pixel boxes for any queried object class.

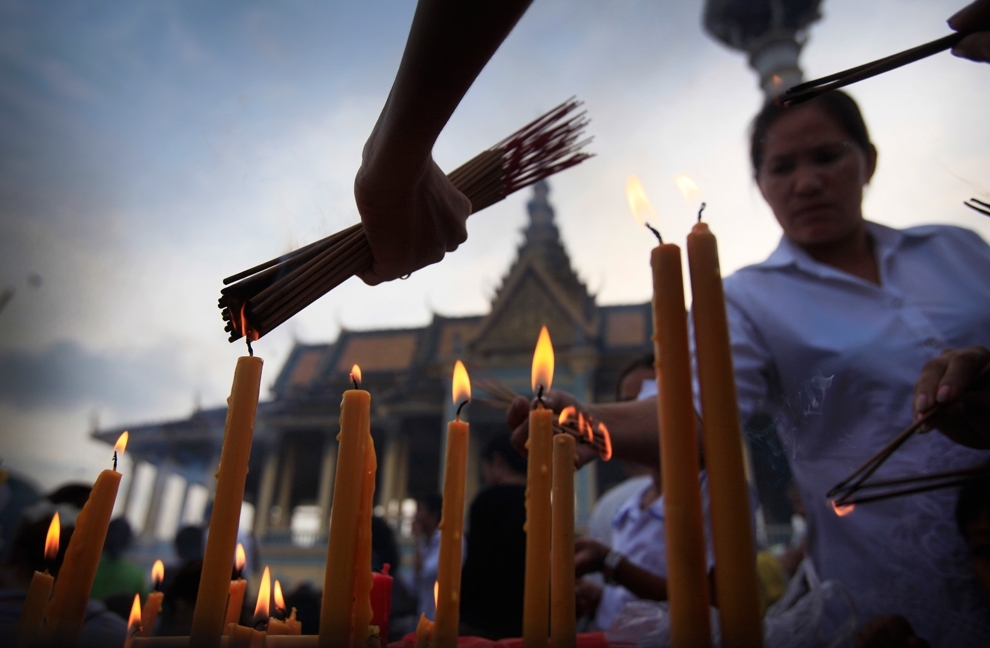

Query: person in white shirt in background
[411,494,442,621]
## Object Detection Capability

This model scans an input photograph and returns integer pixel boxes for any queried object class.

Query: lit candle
[349,427,377,648]
[320,365,371,647]
[140,559,165,637]
[550,434,576,648]
[268,580,302,635]
[687,218,762,647]
[413,613,435,648]
[223,544,248,634]
[435,360,471,648]
[227,623,266,648]
[253,566,271,630]
[42,432,128,645]
[14,512,59,648]
[191,355,264,648]
[523,326,554,648]
[628,175,712,646]
[125,593,143,648]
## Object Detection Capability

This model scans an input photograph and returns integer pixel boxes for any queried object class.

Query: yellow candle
[523,326,554,648]
[349,427,377,648]
[191,356,264,648]
[413,613,435,648]
[227,623,265,648]
[435,361,471,648]
[550,434,576,648]
[320,365,371,647]
[15,512,58,648]
[124,593,143,648]
[651,243,713,646]
[43,433,127,645]
[140,560,166,637]
[687,221,762,648]
[223,545,248,634]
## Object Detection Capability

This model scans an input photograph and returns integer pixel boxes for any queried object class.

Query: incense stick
[834,464,990,506]
[782,32,967,106]
[965,198,990,217]
[220,99,593,342]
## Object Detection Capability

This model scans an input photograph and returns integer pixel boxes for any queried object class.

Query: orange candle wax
[550,434,576,648]
[15,511,58,648]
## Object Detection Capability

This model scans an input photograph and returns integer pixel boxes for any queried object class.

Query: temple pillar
[274,442,296,529]
[379,427,407,511]
[175,479,190,529]
[141,463,171,541]
[119,460,139,520]
[316,437,337,535]
[254,451,279,538]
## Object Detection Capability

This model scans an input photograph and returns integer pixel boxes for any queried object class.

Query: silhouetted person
[459,433,528,639]
[157,559,202,636]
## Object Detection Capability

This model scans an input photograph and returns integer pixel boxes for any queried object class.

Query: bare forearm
[613,557,668,602]
[586,398,661,467]
[366,0,533,179]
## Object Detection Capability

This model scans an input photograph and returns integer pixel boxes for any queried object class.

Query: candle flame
[235,543,246,573]
[452,360,471,406]
[151,559,164,587]
[274,579,285,612]
[625,174,658,229]
[830,500,855,517]
[558,406,576,425]
[597,421,613,461]
[531,326,554,395]
[239,303,260,343]
[44,512,60,563]
[350,364,362,388]
[127,593,142,634]
[434,580,439,609]
[254,566,271,621]
[674,174,702,213]
[114,431,129,455]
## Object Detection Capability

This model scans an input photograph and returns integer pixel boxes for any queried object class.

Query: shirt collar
[756,221,935,280]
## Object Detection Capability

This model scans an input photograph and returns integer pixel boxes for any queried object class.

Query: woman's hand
[913,346,990,449]
[354,150,470,285]
[505,390,600,467]
[574,538,611,578]
[950,0,990,63]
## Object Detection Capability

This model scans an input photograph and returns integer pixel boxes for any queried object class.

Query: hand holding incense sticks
[219,99,593,343]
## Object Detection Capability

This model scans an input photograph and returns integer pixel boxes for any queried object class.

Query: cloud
[0,340,187,412]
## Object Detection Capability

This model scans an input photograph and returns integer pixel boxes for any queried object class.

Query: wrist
[602,549,623,585]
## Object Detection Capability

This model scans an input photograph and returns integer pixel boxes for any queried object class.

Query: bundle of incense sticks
[966,197,990,217]
[782,31,966,106]
[219,99,593,343]
[829,365,990,506]
[473,375,613,461]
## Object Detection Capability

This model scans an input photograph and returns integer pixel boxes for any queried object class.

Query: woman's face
[756,106,877,247]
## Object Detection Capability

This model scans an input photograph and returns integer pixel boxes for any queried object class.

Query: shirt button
[890,298,904,309]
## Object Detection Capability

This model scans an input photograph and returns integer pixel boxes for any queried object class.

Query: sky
[1,0,988,497]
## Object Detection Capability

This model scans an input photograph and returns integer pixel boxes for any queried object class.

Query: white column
[254,452,279,538]
[316,438,338,535]
[274,443,296,529]
[141,463,170,541]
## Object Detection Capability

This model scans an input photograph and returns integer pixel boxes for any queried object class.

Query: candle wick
[246,337,254,357]
[537,384,545,405]
[113,451,117,471]
[352,377,358,390]
[456,400,468,419]
[697,202,706,223]
[644,222,663,244]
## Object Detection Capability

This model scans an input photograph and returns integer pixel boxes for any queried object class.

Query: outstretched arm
[355,0,534,284]
[913,346,990,449]
[950,0,990,63]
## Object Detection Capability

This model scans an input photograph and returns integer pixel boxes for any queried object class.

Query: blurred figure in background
[156,559,202,636]
[92,517,146,619]
[459,433,528,639]
[411,494,442,621]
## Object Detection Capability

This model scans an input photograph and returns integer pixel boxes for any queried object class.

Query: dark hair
[749,91,872,176]
[482,433,527,476]
[175,525,205,562]
[417,493,443,518]
[617,354,654,401]
[103,517,133,559]
[956,476,990,537]
[6,515,74,577]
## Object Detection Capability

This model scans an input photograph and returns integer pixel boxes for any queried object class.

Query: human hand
[575,578,603,619]
[854,615,930,648]
[574,538,610,577]
[506,391,600,467]
[949,0,990,63]
[354,143,471,285]
[913,346,990,449]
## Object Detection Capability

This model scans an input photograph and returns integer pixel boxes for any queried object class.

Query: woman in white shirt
[509,90,990,646]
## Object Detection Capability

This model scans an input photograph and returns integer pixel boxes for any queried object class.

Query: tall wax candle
[651,242,713,647]
[348,427,377,648]
[687,221,762,648]
[14,512,58,648]
[191,356,264,648]
[550,434,576,648]
[435,360,471,648]
[523,326,554,648]
[320,365,371,648]
[43,433,127,645]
